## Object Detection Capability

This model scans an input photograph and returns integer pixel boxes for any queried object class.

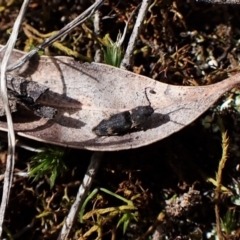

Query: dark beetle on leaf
[93,88,155,136]
[92,105,154,136]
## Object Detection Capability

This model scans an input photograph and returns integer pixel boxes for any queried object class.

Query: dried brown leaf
[0,46,239,151]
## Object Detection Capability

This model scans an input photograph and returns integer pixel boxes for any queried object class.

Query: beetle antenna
[144,87,156,106]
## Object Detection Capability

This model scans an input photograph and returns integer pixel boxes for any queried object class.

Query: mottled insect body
[130,106,154,128]
[93,105,154,136]
[6,75,57,119]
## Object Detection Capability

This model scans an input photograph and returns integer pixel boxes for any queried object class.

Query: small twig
[7,0,105,72]
[57,152,103,240]
[0,0,30,237]
[0,172,29,181]
[14,142,44,153]
[120,0,152,69]
[93,9,102,62]
[117,3,141,48]
[0,45,7,53]
[0,132,44,153]
[93,10,101,36]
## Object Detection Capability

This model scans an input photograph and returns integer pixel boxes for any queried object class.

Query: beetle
[92,88,155,136]
[6,75,57,119]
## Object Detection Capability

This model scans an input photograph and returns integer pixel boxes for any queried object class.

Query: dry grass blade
[6,0,105,72]
[0,0,30,236]
[215,118,229,240]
